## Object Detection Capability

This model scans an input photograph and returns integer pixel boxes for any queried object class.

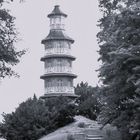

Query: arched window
[57,60,60,67]
[57,59,63,72]
[60,42,64,53]
[68,60,71,67]
[47,80,52,87]
[47,60,53,72]
[57,79,63,92]
[56,41,61,53]
[57,79,63,87]
[68,80,72,87]
[67,61,72,72]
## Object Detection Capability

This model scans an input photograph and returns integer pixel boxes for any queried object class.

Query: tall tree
[97,0,140,139]
[0,0,25,79]
[75,82,101,120]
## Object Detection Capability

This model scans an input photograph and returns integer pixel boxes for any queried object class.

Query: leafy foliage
[75,82,101,120]
[0,95,75,140]
[0,0,25,79]
[44,96,75,130]
[97,0,140,139]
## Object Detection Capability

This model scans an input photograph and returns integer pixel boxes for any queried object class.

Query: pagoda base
[40,93,78,99]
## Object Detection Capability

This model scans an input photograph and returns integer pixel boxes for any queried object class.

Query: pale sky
[0,0,101,121]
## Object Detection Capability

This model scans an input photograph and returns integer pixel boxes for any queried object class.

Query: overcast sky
[0,0,101,121]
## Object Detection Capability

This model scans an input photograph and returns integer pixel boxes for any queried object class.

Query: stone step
[88,126,101,129]
[86,138,103,140]
[84,130,102,135]
[74,133,85,140]
[86,127,101,129]
[86,134,103,140]
[87,135,103,138]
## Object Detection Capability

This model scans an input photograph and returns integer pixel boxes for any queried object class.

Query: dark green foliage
[97,0,140,139]
[75,82,101,120]
[0,0,25,79]
[0,95,75,140]
[0,95,48,140]
[44,96,75,131]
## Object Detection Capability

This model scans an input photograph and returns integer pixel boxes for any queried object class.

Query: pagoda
[40,5,77,98]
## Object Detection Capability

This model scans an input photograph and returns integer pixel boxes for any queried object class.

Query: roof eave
[41,38,74,44]
[48,13,67,18]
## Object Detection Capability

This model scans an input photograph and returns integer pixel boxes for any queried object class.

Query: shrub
[102,125,122,140]
[77,122,85,128]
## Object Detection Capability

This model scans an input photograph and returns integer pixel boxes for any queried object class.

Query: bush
[77,122,85,128]
[0,95,76,140]
[102,125,122,140]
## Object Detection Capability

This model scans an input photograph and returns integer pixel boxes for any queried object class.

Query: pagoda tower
[40,5,77,98]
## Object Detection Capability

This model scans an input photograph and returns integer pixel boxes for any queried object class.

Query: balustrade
[45,48,71,55]
[50,24,65,30]
[45,66,72,73]
[45,86,74,94]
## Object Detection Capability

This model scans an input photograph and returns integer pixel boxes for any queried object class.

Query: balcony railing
[45,48,71,55]
[45,86,74,94]
[50,24,65,30]
[45,67,72,74]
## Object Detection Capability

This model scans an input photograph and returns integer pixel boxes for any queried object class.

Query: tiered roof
[41,30,74,44]
[48,5,67,18]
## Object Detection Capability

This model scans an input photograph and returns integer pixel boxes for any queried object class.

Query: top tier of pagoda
[41,5,74,44]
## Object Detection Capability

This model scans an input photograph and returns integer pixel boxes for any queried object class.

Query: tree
[0,95,48,140]
[44,96,76,130]
[0,0,25,79]
[97,0,140,139]
[0,96,75,140]
[75,82,101,120]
